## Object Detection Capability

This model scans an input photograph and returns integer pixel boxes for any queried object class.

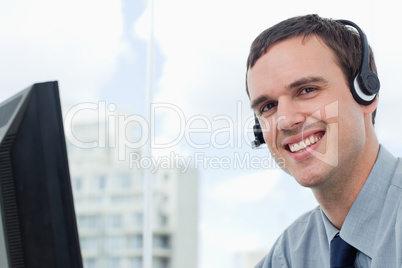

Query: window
[157,213,168,227]
[106,213,123,229]
[80,236,100,252]
[132,212,143,227]
[78,215,101,229]
[105,236,126,252]
[116,173,132,188]
[106,257,122,268]
[83,258,98,268]
[129,257,142,268]
[163,173,169,181]
[128,235,142,249]
[72,177,83,191]
[154,235,170,249]
[153,257,169,268]
[94,175,107,189]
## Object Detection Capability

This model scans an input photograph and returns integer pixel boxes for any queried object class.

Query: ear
[363,94,379,115]
[362,94,379,126]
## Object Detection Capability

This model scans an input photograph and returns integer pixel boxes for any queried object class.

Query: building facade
[64,104,198,268]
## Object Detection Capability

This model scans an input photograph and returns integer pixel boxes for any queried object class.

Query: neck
[312,131,379,230]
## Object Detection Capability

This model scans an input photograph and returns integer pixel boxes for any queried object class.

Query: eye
[260,102,277,115]
[299,87,317,95]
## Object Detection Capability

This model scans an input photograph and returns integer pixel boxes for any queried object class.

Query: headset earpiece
[336,19,380,105]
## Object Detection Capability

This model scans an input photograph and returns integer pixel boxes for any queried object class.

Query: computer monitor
[0,81,83,267]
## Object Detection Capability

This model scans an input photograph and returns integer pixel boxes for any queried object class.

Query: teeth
[289,135,322,153]
[293,143,300,151]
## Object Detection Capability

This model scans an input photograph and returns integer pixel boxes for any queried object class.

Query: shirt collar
[321,208,339,245]
[322,145,398,257]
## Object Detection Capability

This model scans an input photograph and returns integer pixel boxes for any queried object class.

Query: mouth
[285,131,325,153]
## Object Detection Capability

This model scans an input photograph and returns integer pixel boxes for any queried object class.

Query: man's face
[247,35,369,189]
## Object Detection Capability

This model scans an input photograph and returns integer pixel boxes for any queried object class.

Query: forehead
[247,35,339,100]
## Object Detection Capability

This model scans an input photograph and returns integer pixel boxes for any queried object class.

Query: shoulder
[288,205,322,230]
[280,206,326,251]
[255,206,326,268]
[392,157,402,188]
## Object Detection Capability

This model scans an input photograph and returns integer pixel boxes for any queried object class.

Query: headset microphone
[251,113,265,149]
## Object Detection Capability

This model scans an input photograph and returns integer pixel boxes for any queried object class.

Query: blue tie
[330,233,357,268]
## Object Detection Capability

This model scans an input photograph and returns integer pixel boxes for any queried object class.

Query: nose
[276,98,305,130]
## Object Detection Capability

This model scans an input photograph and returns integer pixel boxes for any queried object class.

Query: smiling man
[246,14,402,267]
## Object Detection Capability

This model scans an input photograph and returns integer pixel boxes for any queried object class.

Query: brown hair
[246,14,378,124]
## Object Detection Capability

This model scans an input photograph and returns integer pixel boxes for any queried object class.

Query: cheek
[338,108,365,140]
[260,117,278,148]
[262,132,273,148]
[337,96,365,126]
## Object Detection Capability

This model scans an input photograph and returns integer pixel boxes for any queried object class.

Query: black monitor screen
[0,81,83,268]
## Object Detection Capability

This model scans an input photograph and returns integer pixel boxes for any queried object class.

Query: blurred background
[1,0,402,267]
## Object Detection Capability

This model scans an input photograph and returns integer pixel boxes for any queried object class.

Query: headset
[251,19,380,149]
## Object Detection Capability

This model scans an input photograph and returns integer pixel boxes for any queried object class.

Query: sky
[1,0,402,267]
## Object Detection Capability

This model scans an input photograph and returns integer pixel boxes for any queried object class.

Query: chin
[290,167,328,188]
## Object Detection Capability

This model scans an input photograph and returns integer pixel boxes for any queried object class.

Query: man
[246,14,402,267]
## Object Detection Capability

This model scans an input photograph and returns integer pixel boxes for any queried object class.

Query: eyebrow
[287,76,328,90]
[250,95,270,112]
[250,76,329,111]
